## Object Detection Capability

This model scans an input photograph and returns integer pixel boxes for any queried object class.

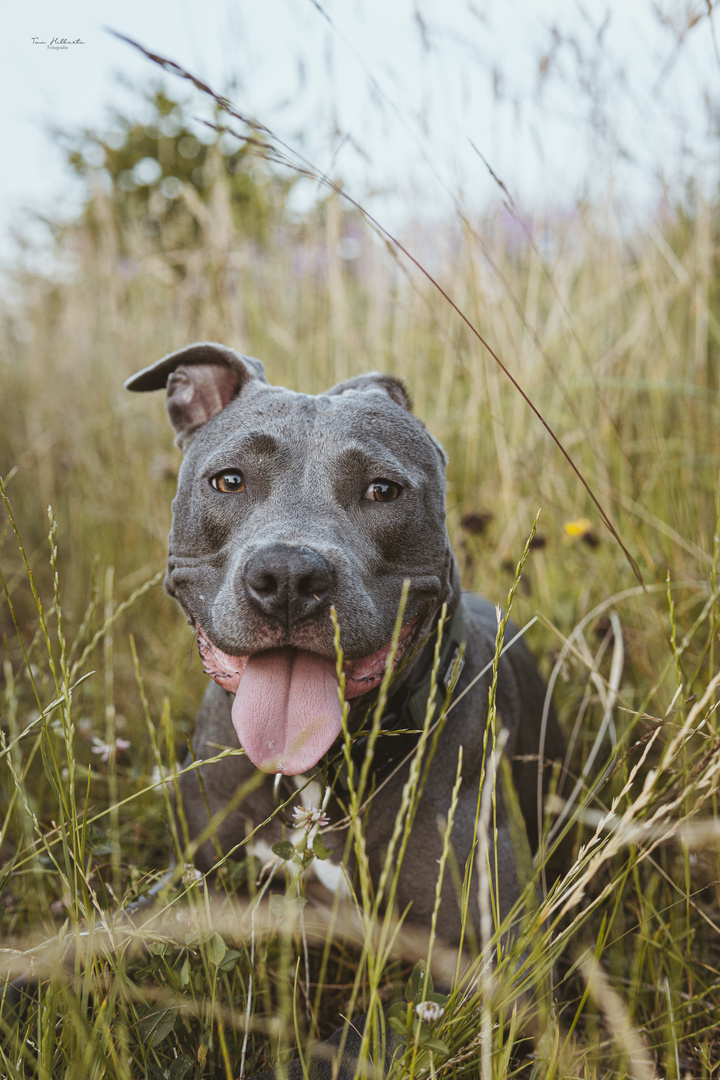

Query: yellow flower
[563,518,600,547]
[563,518,593,538]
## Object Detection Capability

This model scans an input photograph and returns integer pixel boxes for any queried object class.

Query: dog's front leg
[176,682,280,873]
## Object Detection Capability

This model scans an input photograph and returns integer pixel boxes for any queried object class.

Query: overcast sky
[2,0,719,243]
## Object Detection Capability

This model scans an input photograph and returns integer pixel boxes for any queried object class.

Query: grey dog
[126,342,565,1077]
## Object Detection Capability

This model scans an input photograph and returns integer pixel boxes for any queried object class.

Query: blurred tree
[59,85,295,257]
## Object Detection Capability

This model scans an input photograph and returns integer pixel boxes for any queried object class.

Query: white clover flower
[292,805,330,830]
[182,863,204,887]
[91,736,131,762]
[415,1001,445,1024]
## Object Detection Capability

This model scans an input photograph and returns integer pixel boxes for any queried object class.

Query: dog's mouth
[195,622,417,776]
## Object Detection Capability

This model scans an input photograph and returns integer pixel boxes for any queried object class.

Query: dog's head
[127,343,454,775]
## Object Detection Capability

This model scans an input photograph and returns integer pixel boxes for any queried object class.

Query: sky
[2,0,719,244]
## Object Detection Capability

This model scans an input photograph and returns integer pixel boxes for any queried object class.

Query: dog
[126,342,565,1077]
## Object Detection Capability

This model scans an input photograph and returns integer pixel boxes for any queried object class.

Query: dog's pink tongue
[231,648,343,775]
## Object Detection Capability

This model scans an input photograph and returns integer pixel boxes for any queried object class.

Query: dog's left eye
[210,470,246,494]
[364,479,401,502]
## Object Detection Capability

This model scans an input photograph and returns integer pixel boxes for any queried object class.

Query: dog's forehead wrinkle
[295,425,433,485]
[246,383,413,434]
[329,439,426,483]
[240,430,282,455]
[203,387,438,480]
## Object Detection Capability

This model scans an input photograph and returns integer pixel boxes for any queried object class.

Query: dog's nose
[243,544,335,625]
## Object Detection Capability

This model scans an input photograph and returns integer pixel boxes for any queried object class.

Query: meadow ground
[2,93,720,1078]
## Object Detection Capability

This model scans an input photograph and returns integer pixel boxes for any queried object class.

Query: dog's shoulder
[459,592,555,749]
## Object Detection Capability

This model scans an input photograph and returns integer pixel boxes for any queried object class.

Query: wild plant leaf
[269,893,287,919]
[218,947,243,972]
[225,855,262,887]
[169,1056,195,1080]
[388,1015,409,1037]
[312,833,333,860]
[136,1007,176,1046]
[184,930,211,949]
[406,960,433,1002]
[207,931,227,966]
[146,941,173,958]
[272,840,296,861]
[417,1036,450,1057]
[387,1000,409,1022]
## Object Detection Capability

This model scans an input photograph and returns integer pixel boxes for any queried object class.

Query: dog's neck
[328,592,467,791]
[269,570,466,802]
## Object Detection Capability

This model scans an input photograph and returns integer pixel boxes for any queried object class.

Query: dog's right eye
[364,479,402,502]
[210,470,246,494]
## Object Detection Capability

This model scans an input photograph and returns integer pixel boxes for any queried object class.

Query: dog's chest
[250,778,351,899]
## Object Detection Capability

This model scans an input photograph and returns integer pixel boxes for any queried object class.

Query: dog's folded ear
[325,372,412,411]
[125,342,267,448]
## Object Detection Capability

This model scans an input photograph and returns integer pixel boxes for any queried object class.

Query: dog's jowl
[126,342,565,1077]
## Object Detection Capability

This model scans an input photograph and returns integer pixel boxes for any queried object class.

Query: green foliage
[271,840,297,862]
[61,85,295,253]
[387,963,451,1065]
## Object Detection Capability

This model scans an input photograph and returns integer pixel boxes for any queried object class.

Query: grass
[2,66,720,1077]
